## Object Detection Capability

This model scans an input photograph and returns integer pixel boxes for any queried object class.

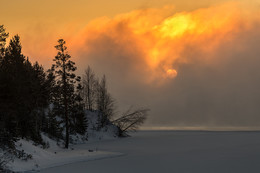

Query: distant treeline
[0,25,148,155]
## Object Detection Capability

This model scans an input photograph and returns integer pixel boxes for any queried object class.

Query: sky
[2,0,260,129]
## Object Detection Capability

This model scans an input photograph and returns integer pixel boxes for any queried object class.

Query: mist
[72,2,260,128]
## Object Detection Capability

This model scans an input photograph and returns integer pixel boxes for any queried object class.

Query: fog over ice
[70,3,260,128]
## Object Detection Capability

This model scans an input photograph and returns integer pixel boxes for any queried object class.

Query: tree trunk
[65,94,69,148]
[62,58,69,149]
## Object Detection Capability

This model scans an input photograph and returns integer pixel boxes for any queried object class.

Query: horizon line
[140,126,260,131]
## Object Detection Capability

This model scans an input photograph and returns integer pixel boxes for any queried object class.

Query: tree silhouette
[82,66,97,111]
[113,108,149,136]
[51,39,82,148]
[0,35,50,146]
[96,75,115,128]
[0,25,9,58]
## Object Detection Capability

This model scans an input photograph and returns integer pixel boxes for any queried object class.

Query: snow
[8,135,123,172]
[40,131,260,173]
[86,111,119,142]
[7,111,120,172]
[7,117,260,173]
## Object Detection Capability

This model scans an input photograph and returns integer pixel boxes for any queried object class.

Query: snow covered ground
[8,137,123,172]
[6,111,121,172]
[38,130,260,173]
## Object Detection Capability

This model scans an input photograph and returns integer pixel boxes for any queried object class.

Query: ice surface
[40,131,260,173]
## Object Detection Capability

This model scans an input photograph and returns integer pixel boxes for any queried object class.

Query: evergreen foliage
[0,35,50,148]
[0,25,8,58]
[49,39,87,148]
[42,107,63,141]
[0,25,147,163]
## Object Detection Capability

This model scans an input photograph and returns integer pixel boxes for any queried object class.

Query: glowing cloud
[72,2,257,84]
[166,69,178,79]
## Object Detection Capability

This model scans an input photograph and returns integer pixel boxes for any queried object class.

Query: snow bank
[8,136,123,172]
[86,111,119,142]
[6,111,121,172]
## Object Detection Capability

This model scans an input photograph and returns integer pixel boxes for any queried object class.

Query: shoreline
[139,126,260,131]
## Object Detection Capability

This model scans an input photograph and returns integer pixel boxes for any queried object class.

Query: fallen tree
[112,108,149,137]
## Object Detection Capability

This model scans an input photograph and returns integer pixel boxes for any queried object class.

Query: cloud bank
[71,2,260,128]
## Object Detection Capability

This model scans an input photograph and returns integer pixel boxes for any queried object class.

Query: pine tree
[0,35,49,145]
[42,107,63,140]
[0,25,8,59]
[31,62,50,108]
[0,25,11,149]
[29,62,50,143]
[0,35,26,140]
[51,39,85,148]
[70,83,88,136]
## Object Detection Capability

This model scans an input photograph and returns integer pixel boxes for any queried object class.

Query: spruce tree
[0,25,11,148]
[0,35,49,145]
[1,35,26,140]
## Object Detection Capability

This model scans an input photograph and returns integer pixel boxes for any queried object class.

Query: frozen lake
[40,131,260,173]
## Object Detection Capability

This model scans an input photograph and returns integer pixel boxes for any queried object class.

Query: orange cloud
[72,2,258,85]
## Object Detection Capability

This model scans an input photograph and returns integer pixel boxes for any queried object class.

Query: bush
[0,151,12,172]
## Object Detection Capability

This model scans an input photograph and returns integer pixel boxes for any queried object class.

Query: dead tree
[112,108,149,136]
[82,66,97,111]
[96,75,115,128]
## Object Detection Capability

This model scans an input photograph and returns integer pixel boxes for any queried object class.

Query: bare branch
[113,108,149,136]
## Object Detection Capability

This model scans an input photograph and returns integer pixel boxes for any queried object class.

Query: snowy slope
[8,135,123,172]
[86,111,119,142]
[7,111,121,172]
